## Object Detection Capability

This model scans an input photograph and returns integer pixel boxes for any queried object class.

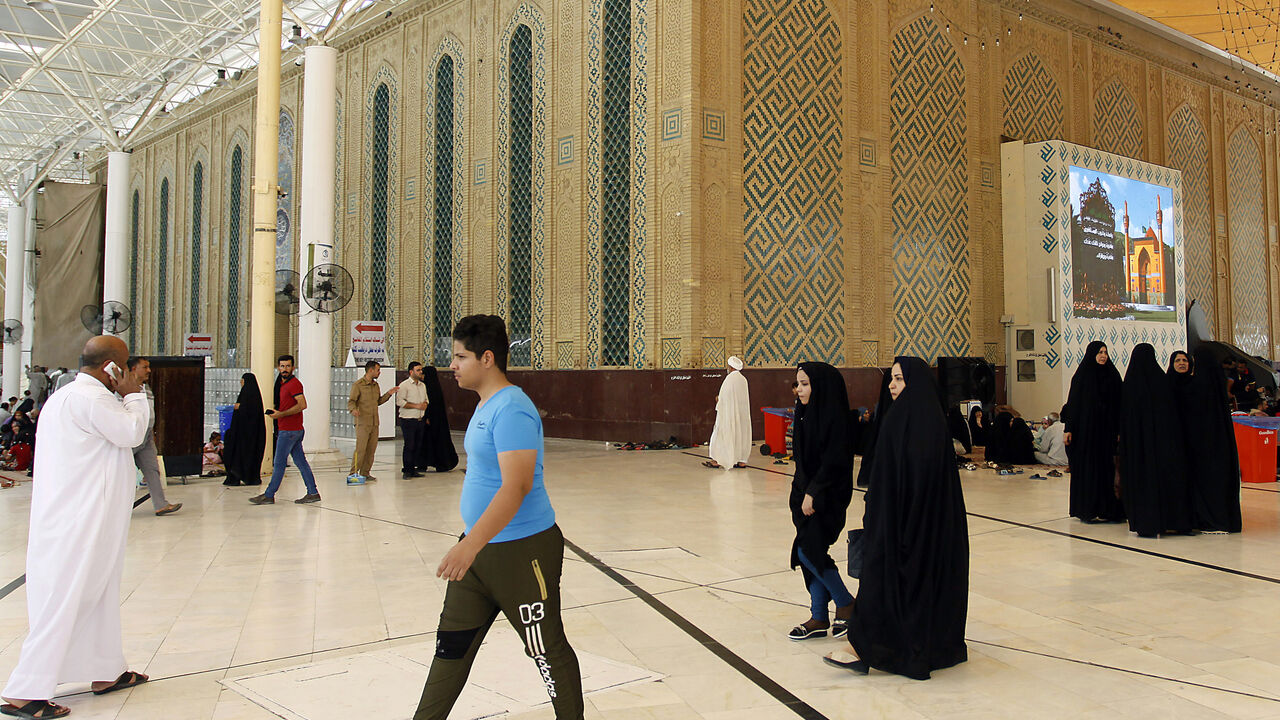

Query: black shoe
[295,493,321,504]
[223,480,241,486]
[787,623,829,641]
[249,494,274,505]
[823,651,869,674]
[403,470,423,477]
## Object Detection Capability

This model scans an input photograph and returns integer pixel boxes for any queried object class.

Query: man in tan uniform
[348,360,394,480]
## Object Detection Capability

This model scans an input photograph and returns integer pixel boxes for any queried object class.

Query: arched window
[228,145,244,351]
[432,56,455,365]
[508,24,533,367]
[129,189,139,347]
[157,177,169,353]
[370,83,390,321]
[601,0,632,366]
[190,161,204,331]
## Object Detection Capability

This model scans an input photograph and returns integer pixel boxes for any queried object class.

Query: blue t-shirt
[460,385,556,543]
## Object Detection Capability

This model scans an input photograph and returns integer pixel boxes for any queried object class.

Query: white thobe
[709,370,752,468]
[3,373,149,700]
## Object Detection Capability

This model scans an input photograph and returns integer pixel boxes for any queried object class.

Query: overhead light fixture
[289,24,305,48]
[214,68,229,87]
[25,0,55,11]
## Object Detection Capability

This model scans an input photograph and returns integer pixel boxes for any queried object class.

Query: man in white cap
[704,356,752,469]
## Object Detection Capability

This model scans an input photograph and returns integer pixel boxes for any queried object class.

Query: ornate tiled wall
[890,13,969,362]
[741,0,845,366]
[116,0,1278,375]
[1227,126,1270,356]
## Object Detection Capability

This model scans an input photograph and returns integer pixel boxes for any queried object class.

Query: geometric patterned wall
[742,0,844,366]
[890,14,969,361]
[1227,127,1270,356]
[1003,53,1062,142]
[1093,79,1143,160]
[1166,104,1214,333]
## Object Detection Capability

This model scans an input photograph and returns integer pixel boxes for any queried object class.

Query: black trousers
[415,525,584,719]
[402,418,425,472]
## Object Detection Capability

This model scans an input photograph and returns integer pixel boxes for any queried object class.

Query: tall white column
[298,44,338,452]
[3,202,27,400]
[20,193,35,373]
[103,151,131,331]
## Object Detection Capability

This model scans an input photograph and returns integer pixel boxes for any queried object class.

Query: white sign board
[184,333,213,357]
[350,321,387,364]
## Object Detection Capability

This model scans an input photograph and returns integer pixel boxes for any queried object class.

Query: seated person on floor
[984,411,1013,463]
[1034,410,1069,466]
[1,442,32,472]
[1006,417,1038,465]
[202,431,225,476]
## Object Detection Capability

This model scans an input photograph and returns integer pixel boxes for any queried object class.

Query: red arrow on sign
[354,323,382,333]
[187,335,211,342]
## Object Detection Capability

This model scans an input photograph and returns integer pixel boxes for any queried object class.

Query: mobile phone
[104,361,123,381]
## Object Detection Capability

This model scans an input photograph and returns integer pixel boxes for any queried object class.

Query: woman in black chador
[1175,347,1243,533]
[1119,343,1193,537]
[1065,341,1125,523]
[415,366,458,472]
[825,357,969,680]
[787,362,855,641]
[967,406,987,447]
[984,411,1013,464]
[222,372,265,486]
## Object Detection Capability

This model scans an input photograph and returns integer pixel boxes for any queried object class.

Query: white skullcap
[727,356,744,371]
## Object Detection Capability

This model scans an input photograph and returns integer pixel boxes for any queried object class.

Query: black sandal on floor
[702,461,722,469]
[823,650,869,675]
[92,670,148,695]
[787,622,829,640]
[1,701,71,719]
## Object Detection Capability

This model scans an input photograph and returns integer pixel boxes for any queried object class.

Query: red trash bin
[760,407,793,456]
[1231,417,1279,484]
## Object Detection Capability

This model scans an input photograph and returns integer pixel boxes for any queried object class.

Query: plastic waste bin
[760,407,794,456]
[217,404,235,437]
[1231,416,1279,483]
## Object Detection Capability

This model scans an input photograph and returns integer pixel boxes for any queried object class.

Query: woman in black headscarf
[825,357,969,679]
[967,407,987,447]
[855,371,892,487]
[984,411,1013,464]
[1006,418,1037,465]
[1119,343,1193,537]
[787,362,855,641]
[222,372,266,486]
[416,366,459,472]
[1177,347,1242,532]
[947,407,972,455]
[1065,341,1125,523]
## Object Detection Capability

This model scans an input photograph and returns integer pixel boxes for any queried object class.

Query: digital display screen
[1069,167,1177,322]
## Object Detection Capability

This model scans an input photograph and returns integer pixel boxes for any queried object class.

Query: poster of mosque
[1068,167,1178,322]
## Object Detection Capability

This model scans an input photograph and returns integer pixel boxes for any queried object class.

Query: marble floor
[0,436,1278,719]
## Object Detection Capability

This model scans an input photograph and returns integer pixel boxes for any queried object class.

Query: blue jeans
[797,546,853,623]
[264,429,318,498]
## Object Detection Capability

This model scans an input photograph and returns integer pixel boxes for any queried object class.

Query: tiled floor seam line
[972,639,1280,704]
[965,511,1280,585]
[0,494,149,602]
[562,537,832,720]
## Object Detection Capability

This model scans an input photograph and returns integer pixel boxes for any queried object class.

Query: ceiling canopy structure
[0,0,389,199]
[1110,0,1280,80]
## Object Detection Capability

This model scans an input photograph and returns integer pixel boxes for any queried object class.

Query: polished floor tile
[0,436,1276,719]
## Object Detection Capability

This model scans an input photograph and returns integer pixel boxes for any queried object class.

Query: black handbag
[847,528,864,578]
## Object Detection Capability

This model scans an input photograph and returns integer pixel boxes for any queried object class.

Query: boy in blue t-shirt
[414,315,583,720]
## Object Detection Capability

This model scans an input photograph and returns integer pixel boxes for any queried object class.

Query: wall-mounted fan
[1,319,22,345]
[275,269,301,316]
[302,263,354,314]
[80,301,134,335]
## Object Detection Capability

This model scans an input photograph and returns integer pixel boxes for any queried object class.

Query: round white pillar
[3,202,27,400]
[19,194,34,378]
[103,151,131,331]
[298,44,338,452]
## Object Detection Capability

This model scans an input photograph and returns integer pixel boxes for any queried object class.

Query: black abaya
[855,371,892,487]
[1065,341,1126,522]
[789,362,854,590]
[849,357,969,680]
[984,412,1013,464]
[1119,343,1192,536]
[1007,418,1037,465]
[1179,347,1243,532]
[967,407,987,447]
[947,407,972,454]
[223,372,266,486]
[416,366,458,472]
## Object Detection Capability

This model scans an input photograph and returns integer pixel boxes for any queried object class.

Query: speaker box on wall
[935,356,996,409]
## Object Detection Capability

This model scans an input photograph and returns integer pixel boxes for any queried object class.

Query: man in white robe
[2,336,151,719]
[707,356,752,469]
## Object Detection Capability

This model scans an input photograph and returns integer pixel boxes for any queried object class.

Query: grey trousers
[133,433,169,510]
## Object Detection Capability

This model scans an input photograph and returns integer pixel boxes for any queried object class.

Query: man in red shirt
[250,354,321,504]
